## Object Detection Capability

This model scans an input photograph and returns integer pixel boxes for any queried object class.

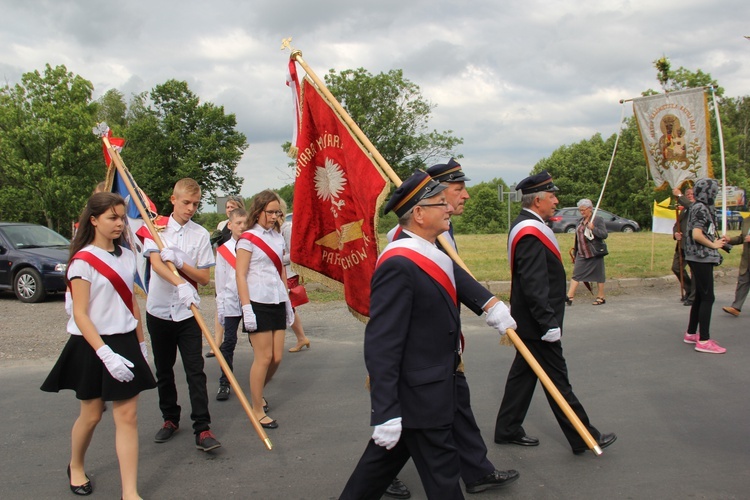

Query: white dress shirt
[66,244,139,335]
[143,215,215,321]
[216,237,241,318]
[236,224,288,304]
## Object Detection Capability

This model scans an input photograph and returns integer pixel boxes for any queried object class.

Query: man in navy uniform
[494,171,616,455]
[384,160,521,498]
[340,171,517,499]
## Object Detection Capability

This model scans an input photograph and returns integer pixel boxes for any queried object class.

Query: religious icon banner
[632,87,712,189]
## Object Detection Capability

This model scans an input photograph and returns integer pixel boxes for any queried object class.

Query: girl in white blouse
[236,190,293,429]
[41,193,155,499]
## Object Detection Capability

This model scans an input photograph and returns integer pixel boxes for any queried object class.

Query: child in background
[215,207,249,401]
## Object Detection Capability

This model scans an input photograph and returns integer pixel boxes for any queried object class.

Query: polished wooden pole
[289,50,601,455]
[100,132,272,450]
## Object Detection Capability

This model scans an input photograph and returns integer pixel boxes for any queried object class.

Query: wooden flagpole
[288,47,601,455]
[98,131,272,451]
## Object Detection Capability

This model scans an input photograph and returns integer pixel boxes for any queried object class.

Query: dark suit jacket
[365,250,461,429]
[727,216,750,274]
[509,210,567,340]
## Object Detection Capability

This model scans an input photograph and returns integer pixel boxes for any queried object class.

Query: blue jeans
[218,316,242,386]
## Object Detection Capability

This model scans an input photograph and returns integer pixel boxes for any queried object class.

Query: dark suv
[0,222,70,302]
[547,208,640,233]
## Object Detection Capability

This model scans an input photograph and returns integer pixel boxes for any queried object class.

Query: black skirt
[40,330,156,401]
[243,301,286,333]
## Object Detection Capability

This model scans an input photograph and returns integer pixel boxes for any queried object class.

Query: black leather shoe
[573,432,617,455]
[465,469,520,494]
[384,477,411,499]
[494,435,539,446]
[259,416,278,429]
[67,464,92,496]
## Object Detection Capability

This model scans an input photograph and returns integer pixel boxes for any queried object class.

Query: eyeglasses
[264,210,283,217]
[417,202,450,210]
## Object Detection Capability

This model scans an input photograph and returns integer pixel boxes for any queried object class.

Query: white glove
[217,308,225,328]
[285,301,295,328]
[96,345,135,382]
[541,327,561,342]
[160,248,183,269]
[242,304,257,332]
[372,417,402,450]
[139,341,148,362]
[177,282,199,309]
[485,301,517,334]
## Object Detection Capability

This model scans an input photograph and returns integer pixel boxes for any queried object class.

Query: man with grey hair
[494,171,616,454]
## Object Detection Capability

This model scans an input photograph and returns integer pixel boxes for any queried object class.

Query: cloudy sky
[1,0,749,201]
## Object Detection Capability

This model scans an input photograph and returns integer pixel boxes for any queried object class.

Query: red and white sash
[508,217,562,271]
[70,249,134,315]
[377,239,457,306]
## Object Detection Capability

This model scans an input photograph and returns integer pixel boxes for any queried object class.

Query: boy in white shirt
[215,207,249,401]
[143,178,221,452]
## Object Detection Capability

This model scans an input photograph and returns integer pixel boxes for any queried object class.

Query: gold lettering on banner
[321,244,370,270]
[297,132,343,170]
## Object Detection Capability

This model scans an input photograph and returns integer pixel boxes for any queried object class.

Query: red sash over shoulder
[70,250,134,315]
[239,232,283,277]
[217,244,237,270]
[508,217,562,271]
[378,240,457,306]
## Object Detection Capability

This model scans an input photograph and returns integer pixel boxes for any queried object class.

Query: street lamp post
[498,183,519,231]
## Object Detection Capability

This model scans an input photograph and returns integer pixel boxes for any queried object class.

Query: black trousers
[218,316,241,386]
[494,339,601,451]
[340,426,463,500]
[687,261,715,341]
[147,313,211,434]
[454,372,494,484]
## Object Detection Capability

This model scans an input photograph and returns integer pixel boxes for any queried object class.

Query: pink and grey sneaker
[694,339,726,354]
[683,332,699,344]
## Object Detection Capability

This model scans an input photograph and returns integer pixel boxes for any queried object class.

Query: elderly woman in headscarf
[682,178,728,354]
[566,198,608,305]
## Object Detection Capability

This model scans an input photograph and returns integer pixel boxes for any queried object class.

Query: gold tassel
[499,333,514,347]
[287,145,298,159]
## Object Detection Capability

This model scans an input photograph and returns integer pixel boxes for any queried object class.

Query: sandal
[565,296,574,306]
[592,297,606,305]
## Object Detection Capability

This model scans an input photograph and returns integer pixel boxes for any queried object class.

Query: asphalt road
[1,281,749,499]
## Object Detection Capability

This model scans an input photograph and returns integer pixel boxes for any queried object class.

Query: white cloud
[1,0,749,199]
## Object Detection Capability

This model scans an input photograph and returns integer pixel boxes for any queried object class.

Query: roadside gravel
[0,269,737,363]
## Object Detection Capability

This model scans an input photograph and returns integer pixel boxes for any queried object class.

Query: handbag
[589,237,609,257]
[287,276,309,307]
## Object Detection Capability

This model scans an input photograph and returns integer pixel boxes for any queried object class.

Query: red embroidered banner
[291,77,389,320]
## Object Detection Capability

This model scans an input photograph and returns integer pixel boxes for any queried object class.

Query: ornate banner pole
[283,41,601,454]
[96,127,272,451]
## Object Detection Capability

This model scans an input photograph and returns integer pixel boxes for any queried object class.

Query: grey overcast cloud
[1,0,748,200]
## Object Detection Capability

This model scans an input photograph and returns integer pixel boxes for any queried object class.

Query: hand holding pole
[98,129,272,450]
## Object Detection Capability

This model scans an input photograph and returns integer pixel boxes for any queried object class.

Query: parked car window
[3,224,69,249]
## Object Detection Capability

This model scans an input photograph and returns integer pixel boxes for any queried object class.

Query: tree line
[0,64,247,236]
[2,59,748,237]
